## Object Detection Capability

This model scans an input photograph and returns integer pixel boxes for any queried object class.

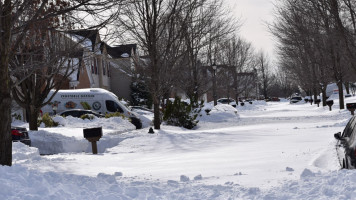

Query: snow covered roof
[68,29,100,52]
[106,44,137,58]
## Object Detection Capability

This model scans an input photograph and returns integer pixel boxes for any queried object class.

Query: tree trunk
[313,87,318,102]
[0,0,13,166]
[345,82,350,94]
[338,82,345,109]
[0,93,12,166]
[153,97,160,129]
[29,105,40,131]
[322,87,327,107]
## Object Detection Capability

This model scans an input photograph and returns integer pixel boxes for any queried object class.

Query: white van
[41,88,142,128]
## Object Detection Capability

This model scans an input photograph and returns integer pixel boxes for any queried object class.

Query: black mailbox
[347,103,356,115]
[326,100,334,111]
[83,127,102,138]
[347,103,356,109]
[83,127,102,154]
[315,99,321,107]
[326,100,334,106]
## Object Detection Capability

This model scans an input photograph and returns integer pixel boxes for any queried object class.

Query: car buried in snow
[11,127,31,146]
[217,98,237,107]
[290,96,303,104]
[334,116,356,169]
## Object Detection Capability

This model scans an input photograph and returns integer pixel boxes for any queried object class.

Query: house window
[103,60,106,75]
[89,59,94,74]
[94,58,98,74]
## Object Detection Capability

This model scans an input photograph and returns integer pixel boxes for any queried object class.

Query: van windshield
[106,100,124,113]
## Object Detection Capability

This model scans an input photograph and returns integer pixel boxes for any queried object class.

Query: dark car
[334,116,356,169]
[217,98,237,107]
[271,97,281,102]
[290,96,303,104]
[59,109,105,118]
[11,127,31,146]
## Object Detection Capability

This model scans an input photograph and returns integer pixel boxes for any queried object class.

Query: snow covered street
[5,99,356,199]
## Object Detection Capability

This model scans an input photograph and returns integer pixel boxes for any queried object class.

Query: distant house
[66,29,112,90]
[106,44,137,102]
[57,30,139,103]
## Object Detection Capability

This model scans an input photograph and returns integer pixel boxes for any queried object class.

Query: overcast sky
[225,0,277,62]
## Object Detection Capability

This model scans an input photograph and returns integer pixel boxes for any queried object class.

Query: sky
[225,0,278,63]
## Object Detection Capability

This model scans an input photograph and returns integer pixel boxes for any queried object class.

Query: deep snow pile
[29,115,135,155]
[4,98,356,199]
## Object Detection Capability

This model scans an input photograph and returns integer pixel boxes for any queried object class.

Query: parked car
[290,96,303,104]
[59,109,105,118]
[334,116,356,169]
[11,127,31,146]
[217,98,237,107]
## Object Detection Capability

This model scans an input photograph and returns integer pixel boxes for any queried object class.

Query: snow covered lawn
[5,98,356,199]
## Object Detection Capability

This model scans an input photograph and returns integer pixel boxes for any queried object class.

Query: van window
[106,100,124,113]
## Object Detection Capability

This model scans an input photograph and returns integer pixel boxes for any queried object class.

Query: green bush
[38,113,59,127]
[163,97,202,129]
[105,112,126,119]
[80,114,95,120]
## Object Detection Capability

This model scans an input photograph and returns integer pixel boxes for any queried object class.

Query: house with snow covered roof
[65,29,112,90]
[57,30,139,103]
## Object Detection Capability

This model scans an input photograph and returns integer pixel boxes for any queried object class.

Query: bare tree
[219,36,254,101]
[11,30,82,131]
[256,51,272,99]
[0,0,121,166]
[119,0,208,129]
[177,0,236,104]
[270,0,354,108]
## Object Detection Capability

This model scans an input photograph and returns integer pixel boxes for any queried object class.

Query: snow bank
[198,104,239,123]
[29,116,135,155]
[7,98,356,199]
[6,143,356,200]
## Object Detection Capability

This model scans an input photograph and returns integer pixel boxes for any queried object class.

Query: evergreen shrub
[163,97,203,129]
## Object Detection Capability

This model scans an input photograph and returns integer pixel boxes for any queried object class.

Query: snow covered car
[334,116,356,169]
[59,109,142,129]
[11,127,31,146]
[217,98,237,107]
[290,96,303,104]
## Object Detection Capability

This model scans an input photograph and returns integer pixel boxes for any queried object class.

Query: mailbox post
[315,99,321,107]
[326,100,334,111]
[83,127,103,154]
[346,103,356,115]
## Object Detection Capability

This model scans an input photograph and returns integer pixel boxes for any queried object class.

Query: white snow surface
[5,98,356,199]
